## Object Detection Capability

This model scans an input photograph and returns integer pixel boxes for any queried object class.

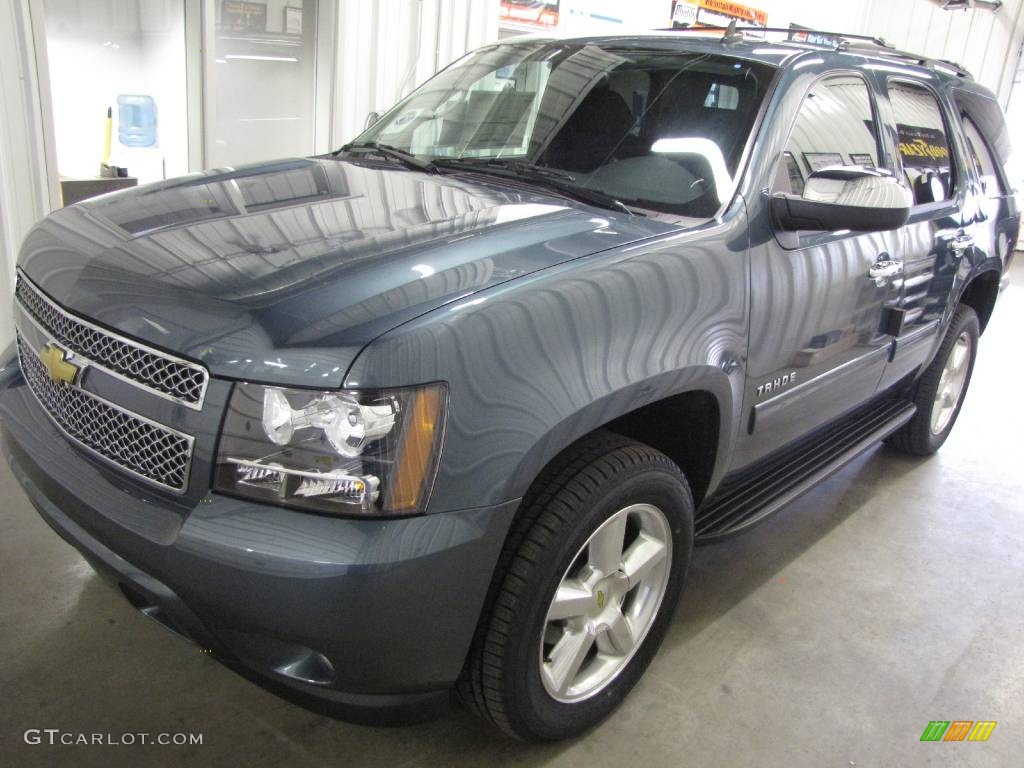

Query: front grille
[17,335,194,492]
[15,273,208,408]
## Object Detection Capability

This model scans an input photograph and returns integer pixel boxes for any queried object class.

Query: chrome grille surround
[16,334,194,493]
[15,272,208,409]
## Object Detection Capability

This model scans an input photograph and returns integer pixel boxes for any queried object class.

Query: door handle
[868,258,903,284]
[951,232,974,255]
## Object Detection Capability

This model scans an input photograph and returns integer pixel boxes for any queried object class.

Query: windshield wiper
[432,157,575,181]
[431,158,642,216]
[490,159,577,182]
[337,142,438,173]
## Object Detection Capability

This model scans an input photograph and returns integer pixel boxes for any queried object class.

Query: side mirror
[771,166,912,233]
[364,111,381,130]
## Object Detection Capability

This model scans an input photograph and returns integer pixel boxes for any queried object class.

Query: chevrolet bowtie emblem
[39,343,79,385]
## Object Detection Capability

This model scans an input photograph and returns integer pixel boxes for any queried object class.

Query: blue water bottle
[117,94,157,148]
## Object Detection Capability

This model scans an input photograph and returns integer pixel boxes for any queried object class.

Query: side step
[695,399,916,541]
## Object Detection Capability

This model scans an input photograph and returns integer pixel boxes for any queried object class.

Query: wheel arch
[957,265,1001,334]
[501,366,735,509]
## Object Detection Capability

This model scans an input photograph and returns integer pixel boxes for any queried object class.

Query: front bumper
[0,361,517,723]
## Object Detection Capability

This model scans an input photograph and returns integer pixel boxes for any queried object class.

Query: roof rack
[838,41,973,78]
[654,24,892,47]
[654,24,973,79]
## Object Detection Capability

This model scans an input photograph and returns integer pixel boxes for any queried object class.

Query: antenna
[721,19,742,44]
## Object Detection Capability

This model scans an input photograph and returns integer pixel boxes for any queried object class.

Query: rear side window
[888,82,954,205]
[773,75,880,195]
[954,88,1016,195]
[962,116,1004,198]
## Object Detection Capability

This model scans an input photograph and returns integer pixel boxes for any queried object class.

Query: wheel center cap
[587,572,627,619]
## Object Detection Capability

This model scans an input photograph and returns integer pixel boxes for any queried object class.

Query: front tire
[458,432,694,741]
[887,304,979,456]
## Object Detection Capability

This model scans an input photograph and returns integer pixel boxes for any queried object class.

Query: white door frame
[185,0,209,171]
[314,0,337,155]
[15,0,59,214]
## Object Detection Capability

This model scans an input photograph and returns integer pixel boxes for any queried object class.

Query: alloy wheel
[538,503,672,703]
[931,331,972,435]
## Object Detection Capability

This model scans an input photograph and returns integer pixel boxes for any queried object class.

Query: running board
[695,399,916,541]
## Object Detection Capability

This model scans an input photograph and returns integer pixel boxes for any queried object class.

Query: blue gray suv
[1,29,1018,740]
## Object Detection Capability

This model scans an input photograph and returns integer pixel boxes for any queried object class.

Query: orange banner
[696,0,768,26]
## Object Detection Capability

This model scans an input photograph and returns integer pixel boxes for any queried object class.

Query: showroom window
[41,0,324,189]
[773,75,880,197]
[962,116,1004,198]
[888,81,955,205]
[43,0,188,184]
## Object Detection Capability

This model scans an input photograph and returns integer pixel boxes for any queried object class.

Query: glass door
[203,0,321,167]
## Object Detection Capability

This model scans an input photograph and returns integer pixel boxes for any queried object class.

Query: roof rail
[653,24,974,79]
[654,25,893,48]
[838,41,973,78]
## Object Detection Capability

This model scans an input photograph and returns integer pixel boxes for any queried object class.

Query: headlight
[214,382,446,516]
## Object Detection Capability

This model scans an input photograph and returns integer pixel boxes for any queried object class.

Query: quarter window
[774,76,880,196]
[888,82,954,205]
[961,116,1004,198]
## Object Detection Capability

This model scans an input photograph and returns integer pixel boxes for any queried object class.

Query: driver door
[736,73,901,468]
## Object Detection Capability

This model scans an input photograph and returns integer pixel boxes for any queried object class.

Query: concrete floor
[2,262,1023,768]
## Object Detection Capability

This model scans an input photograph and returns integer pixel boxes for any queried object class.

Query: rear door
[876,78,970,390]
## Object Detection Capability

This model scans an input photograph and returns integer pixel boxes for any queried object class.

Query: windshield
[353,41,775,217]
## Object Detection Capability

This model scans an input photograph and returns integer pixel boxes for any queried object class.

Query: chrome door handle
[951,232,974,255]
[868,259,903,283]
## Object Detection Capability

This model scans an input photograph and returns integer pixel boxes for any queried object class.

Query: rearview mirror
[364,111,381,130]
[771,166,912,233]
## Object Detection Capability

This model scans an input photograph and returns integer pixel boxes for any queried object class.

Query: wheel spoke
[542,629,594,695]
[621,533,667,589]
[599,610,635,656]
[931,333,973,436]
[588,513,628,576]
[547,580,593,621]
[950,342,968,374]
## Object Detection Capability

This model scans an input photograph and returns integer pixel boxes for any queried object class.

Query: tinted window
[888,82,954,205]
[357,43,776,218]
[962,116,1004,198]
[955,88,1016,195]
[774,76,880,195]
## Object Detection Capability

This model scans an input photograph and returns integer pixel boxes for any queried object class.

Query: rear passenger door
[876,79,968,389]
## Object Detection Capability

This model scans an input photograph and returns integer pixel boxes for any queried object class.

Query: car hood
[17,157,674,388]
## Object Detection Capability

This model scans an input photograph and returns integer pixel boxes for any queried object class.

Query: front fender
[501,365,735,503]
[345,204,750,514]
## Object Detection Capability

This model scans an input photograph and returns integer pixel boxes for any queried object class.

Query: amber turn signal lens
[384,385,445,513]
